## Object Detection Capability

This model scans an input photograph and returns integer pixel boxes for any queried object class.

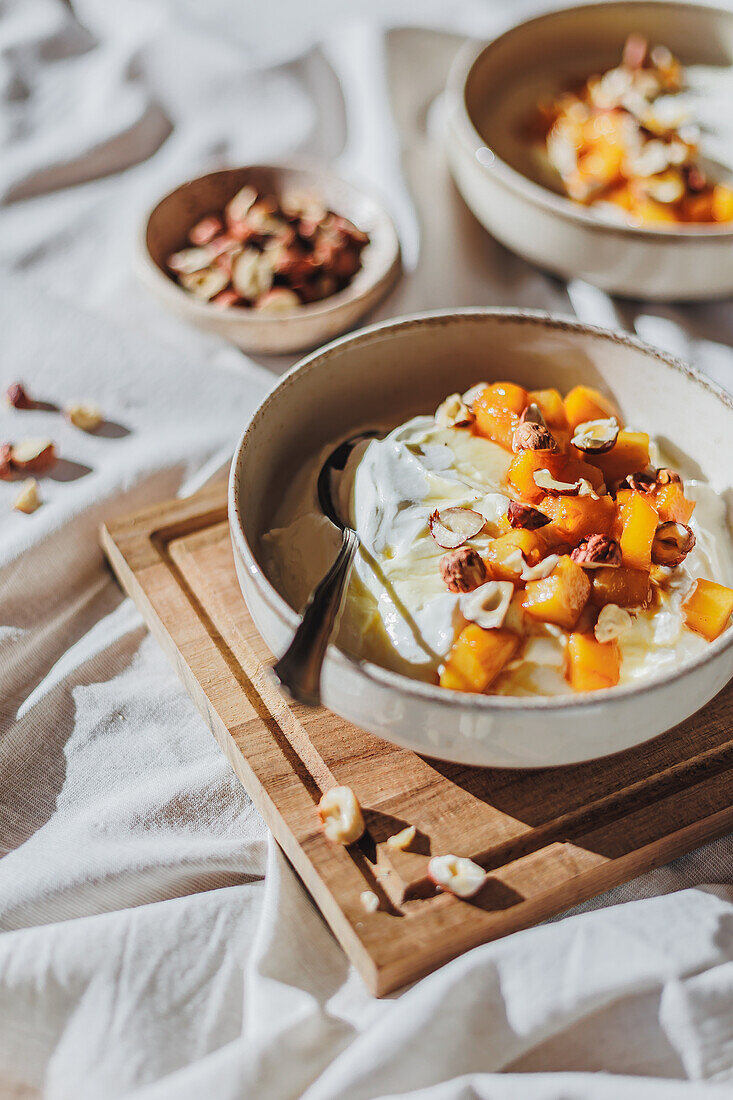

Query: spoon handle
[271,527,359,706]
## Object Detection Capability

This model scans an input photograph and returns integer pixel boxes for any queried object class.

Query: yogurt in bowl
[262,384,733,700]
[229,309,733,766]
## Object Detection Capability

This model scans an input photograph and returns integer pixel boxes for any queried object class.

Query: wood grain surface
[100,482,733,995]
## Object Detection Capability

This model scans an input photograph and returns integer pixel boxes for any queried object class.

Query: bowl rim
[447,0,733,243]
[137,160,402,325]
[229,306,733,715]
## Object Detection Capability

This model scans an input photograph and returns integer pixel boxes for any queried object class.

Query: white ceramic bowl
[446,2,733,301]
[229,309,733,767]
[137,163,401,354]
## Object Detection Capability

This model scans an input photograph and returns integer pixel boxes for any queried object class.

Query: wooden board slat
[101,483,733,995]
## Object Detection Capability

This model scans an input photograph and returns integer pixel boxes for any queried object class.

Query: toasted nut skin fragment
[6,382,33,409]
[619,471,656,494]
[13,478,41,513]
[571,534,622,569]
[682,578,733,641]
[656,468,681,486]
[0,443,12,480]
[10,439,56,473]
[567,633,621,692]
[507,501,550,530]
[439,547,487,593]
[440,625,518,693]
[523,555,591,630]
[317,786,365,846]
[386,825,416,851]
[428,854,487,899]
[652,521,696,567]
[591,566,652,608]
[512,422,558,453]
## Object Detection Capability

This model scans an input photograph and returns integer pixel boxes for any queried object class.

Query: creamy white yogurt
[262,415,733,695]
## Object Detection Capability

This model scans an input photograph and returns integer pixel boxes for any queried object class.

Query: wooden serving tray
[101,483,733,996]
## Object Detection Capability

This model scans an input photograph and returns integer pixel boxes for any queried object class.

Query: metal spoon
[271,431,379,706]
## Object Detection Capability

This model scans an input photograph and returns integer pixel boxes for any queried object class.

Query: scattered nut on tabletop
[428,854,487,899]
[317,785,365,846]
[6,382,34,410]
[10,439,56,473]
[166,186,370,312]
[13,478,41,514]
[67,402,103,432]
[385,825,416,851]
[360,890,379,913]
[0,444,12,480]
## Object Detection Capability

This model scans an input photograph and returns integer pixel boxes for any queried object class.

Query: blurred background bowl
[446,1,733,300]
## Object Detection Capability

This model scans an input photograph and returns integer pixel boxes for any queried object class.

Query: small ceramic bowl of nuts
[138,163,401,355]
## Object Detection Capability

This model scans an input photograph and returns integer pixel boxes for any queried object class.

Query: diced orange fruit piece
[564,385,622,431]
[523,555,590,630]
[619,491,658,570]
[595,431,650,485]
[682,579,733,642]
[485,529,548,580]
[506,452,604,505]
[539,492,616,542]
[439,625,519,693]
[712,184,733,223]
[591,566,651,608]
[566,633,621,692]
[655,482,695,525]
[473,382,529,451]
[506,450,567,504]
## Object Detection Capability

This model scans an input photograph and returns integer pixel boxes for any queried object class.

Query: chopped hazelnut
[10,439,56,473]
[6,382,33,410]
[318,786,365,846]
[13,478,41,513]
[656,468,682,486]
[572,418,619,454]
[595,603,633,643]
[67,402,103,432]
[571,534,622,568]
[0,443,12,480]
[507,501,550,530]
[439,547,487,593]
[428,854,487,899]
[386,825,416,851]
[360,890,379,913]
[512,421,557,453]
[651,521,696,567]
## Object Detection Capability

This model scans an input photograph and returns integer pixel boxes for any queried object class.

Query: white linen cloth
[2,1,733,1097]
